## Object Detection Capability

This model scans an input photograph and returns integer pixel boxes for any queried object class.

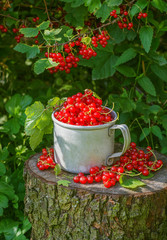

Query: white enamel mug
[52,109,131,174]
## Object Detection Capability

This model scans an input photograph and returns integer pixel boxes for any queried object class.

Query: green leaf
[92,54,117,80]
[29,128,44,150]
[13,234,28,240]
[115,65,136,77]
[20,28,39,37]
[37,20,50,30]
[0,163,6,176]
[54,164,61,176]
[0,207,3,216]
[5,118,20,134]
[20,95,33,110]
[126,30,137,41]
[138,76,156,96]
[151,125,163,140]
[34,58,58,75]
[150,64,167,82]
[139,127,151,141]
[25,101,44,136]
[107,24,126,44]
[21,218,31,234]
[47,97,60,107]
[5,94,22,116]
[84,0,101,13]
[95,2,113,22]
[130,0,148,17]
[115,48,137,66]
[64,4,88,27]
[149,105,161,114]
[161,115,167,131]
[0,194,8,208]
[139,26,153,53]
[106,0,123,6]
[44,28,62,41]
[0,218,19,234]
[119,175,146,189]
[117,96,136,113]
[43,124,53,135]
[57,180,71,187]
[149,52,167,66]
[0,126,9,133]
[0,147,9,161]
[64,29,73,38]
[140,172,154,179]
[0,181,15,200]
[35,108,52,131]
[81,37,91,45]
[14,43,40,59]
[151,0,167,12]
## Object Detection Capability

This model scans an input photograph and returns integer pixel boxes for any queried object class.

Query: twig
[0,13,20,21]
[43,0,51,22]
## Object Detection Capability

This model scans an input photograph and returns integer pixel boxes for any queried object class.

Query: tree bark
[24,144,167,240]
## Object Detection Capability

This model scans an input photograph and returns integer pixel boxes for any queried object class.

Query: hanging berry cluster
[54,89,113,126]
[73,143,163,188]
[0,2,148,75]
[0,24,8,33]
[110,5,147,30]
[36,147,56,170]
[45,30,110,74]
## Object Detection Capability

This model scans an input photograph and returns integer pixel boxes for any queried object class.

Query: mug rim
[52,107,118,130]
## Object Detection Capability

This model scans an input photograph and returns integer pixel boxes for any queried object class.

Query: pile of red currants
[53,90,113,126]
[73,142,163,188]
[37,147,56,170]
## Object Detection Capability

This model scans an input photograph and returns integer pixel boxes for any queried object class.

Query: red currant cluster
[13,24,26,43]
[78,43,97,59]
[32,16,40,22]
[110,4,147,31]
[0,25,8,33]
[91,30,110,48]
[137,12,148,19]
[46,30,110,74]
[54,90,113,126]
[34,31,40,44]
[110,9,134,30]
[0,17,40,44]
[37,148,56,170]
[73,142,163,188]
[45,51,80,74]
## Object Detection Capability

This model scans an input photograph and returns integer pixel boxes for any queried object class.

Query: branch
[43,0,51,22]
[0,13,20,21]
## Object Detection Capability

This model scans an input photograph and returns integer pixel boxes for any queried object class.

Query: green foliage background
[0,0,167,239]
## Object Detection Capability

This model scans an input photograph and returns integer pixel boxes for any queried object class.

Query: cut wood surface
[24,144,167,240]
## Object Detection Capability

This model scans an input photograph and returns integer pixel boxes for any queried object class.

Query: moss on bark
[24,168,167,240]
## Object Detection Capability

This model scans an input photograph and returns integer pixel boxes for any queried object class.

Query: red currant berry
[146,146,152,151]
[78,172,84,177]
[142,13,148,18]
[126,164,133,171]
[117,167,124,173]
[142,169,149,176]
[95,175,102,182]
[73,176,80,183]
[80,176,87,184]
[130,142,136,148]
[87,176,94,184]
[104,180,112,188]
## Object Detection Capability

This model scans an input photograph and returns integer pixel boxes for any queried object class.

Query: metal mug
[52,109,131,174]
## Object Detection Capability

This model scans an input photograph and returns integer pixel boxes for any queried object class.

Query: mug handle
[105,124,131,166]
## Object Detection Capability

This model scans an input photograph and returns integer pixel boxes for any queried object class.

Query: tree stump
[24,144,167,240]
